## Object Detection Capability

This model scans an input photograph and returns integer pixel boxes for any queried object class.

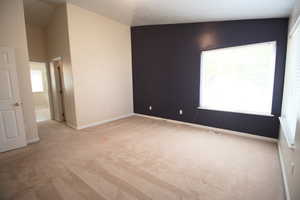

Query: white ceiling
[24,0,295,27]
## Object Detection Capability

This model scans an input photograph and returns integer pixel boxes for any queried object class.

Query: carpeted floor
[35,108,51,122]
[0,115,284,200]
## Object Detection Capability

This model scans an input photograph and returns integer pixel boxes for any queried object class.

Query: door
[0,47,27,152]
[49,59,65,122]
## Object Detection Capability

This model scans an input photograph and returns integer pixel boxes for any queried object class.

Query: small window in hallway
[31,69,44,92]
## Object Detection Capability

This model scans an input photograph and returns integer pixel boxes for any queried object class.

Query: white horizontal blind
[281,23,300,144]
[200,41,276,115]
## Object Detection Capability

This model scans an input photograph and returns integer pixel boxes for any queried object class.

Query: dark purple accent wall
[131,18,288,138]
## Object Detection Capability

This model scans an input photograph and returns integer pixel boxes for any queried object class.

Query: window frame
[198,41,277,117]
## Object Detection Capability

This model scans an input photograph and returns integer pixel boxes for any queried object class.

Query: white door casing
[0,47,27,152]
[49,59,65,122]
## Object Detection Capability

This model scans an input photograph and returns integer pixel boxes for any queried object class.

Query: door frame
[45,61,55,120]
[49,57,66,122]
[29,61,53,122]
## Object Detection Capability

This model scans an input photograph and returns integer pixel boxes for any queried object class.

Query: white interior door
[0,47,27,152]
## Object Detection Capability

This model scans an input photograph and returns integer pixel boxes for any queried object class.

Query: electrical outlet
[179,109,183,115]
[149,105,152,111]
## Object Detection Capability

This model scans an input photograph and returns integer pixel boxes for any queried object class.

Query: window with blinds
[280,22,300,145]
[199,42,276,115]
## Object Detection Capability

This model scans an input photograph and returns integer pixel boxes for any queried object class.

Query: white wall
[8,1,133,132]
[279,1,300,200]
[0,0,38,142]
[289,0,300,31]
[46,4,77,127]
[26,25,47,62]
[66,4,133,127]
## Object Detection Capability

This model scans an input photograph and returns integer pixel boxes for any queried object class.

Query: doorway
[29,59,66,123]
[30,62,51,122]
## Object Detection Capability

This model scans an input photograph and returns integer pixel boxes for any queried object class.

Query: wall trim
[75,113,134,130]
[27,136,40,144]
[279,117,296,149]
[278,144,291,200]
[66,122,77,129]
[135,113,278,143]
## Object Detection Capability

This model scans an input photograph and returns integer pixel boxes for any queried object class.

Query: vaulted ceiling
[24,0,295,27]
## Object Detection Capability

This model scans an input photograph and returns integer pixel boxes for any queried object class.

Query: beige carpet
[35,108,51,122]
[0,115,284,200]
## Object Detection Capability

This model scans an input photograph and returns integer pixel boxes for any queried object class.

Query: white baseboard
[66,122,77,129]
[76,113,134,130]
[27,136,40,144]
[278,144,291,200]
[135,113,278,143]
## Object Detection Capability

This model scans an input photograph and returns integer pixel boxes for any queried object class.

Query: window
[280,21,300,145]
[30,69,44,92]
[200,41,277,115]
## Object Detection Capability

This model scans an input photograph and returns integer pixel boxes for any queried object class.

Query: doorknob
[14,102,20,107]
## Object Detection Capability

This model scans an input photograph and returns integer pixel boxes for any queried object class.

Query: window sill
[279,117,296,150]
[33,91,46,94]
[197,107,274,117]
